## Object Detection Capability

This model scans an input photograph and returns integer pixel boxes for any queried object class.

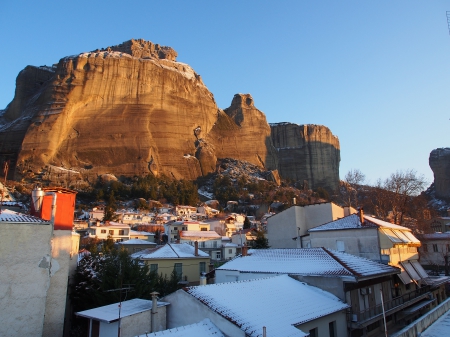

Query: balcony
[348,285,432,328]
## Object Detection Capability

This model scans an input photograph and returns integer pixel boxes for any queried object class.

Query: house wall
[296,310,347,337]
[163,290,245,337]
[42,230,80,337]
[388,245,419,266]
[418,239,450,267]
[310,228,381,261]
[267,203,348,249]
[119,306,166,336]
[291,275,346,300]
[143,257,210,284]
[0,222,52,337]
[215,270,277,283]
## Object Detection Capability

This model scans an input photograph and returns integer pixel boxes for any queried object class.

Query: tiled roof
[142,318,224,337]
[308,214,412,232]
[218,248,399,278]
[0,209,48,224]
[131,243,209,259]
[185,275,349,337]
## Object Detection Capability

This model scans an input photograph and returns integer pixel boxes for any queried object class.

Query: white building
[266,202,356,249]
[87,222,131,242]
[76,298,169,337]
[163,274,349,337]
[180,230,222,260]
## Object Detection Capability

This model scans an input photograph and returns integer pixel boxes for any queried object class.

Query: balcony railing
[349,285,431,325]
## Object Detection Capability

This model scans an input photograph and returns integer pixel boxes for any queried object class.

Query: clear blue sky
[1,1,449,188]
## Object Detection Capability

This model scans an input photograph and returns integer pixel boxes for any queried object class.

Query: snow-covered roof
[0,209,49,224]
[130,230,155,236]
[309,214,412,232]
[75,298,168,322]
[132,243,209,259]
[181,231,221,238]
[117,239,155,245]
[185,275,349,337]
[218,248,399,279]
[142,318,224,337]
[417,233,450,240]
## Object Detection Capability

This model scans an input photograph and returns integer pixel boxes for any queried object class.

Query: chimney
[194,241,199,256]
[242,245,248,256]
[150,291,159,332]
[359,207,364,224]
[199,272,207,286]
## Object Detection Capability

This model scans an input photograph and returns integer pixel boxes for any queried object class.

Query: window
[433,244,438,252]
[215,252,221,260]
[118,230,125,235]
[329,321,337,337]
[336,240,345,252]
[228,249,233,254]
[200,241,206,248]
[201,227,207,231]
[101,229,106,234]
[309,328,318,337]
[174,227,178,231]
[150,264,158,274]
[174,263,182,277]
[199,262,206,274]
[109,230,114,235]
[213,241,217,248]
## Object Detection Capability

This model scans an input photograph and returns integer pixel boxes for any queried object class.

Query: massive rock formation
[429,148,450,199]
[270,123,340,190]
[0,39,340,190]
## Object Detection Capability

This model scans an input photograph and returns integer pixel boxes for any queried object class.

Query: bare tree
[383,170,427,225]
[340,169,366,207]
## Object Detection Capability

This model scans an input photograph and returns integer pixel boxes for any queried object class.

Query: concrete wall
[391,298,450,337]
[0,222,52,337]
[43,230,79,337]
[163,290,245,337]
[310,227,381,261]
[296,310,348,337]
[291,275,346,301]
[267,203,348,249]
[120,305,166,336]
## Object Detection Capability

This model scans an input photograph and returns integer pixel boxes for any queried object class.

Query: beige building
[164,221,210,242]
[266,202,356,249]
[132,243,210,285]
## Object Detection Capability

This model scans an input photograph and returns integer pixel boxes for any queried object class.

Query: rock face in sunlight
[429,148,450,199]
[0,39,340,190]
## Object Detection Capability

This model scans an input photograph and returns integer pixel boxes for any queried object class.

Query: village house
[89,206,105,221]
[215,247,447,336]
[180,230,223,260]
[86,222,131,242]
[231,228,258,247]
[76,297,168,337]
[266,202,356,248]
[164,220,210,242]
[163,274,349,337]
[129,229,155,241]
[174,205,197,220]
[224,213,245,237]
[417,232,450,272]
[131,243,210,285]
[116,238,157,254]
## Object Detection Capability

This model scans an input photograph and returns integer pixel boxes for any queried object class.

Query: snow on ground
[420,308,450,337]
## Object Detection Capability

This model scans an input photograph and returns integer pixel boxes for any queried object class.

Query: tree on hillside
[103,191,118,222]
[340,169,366,207]
[243,216,251,229]
[383,170,427,225]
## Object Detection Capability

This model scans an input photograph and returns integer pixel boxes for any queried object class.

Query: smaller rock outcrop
[429,148,450,199]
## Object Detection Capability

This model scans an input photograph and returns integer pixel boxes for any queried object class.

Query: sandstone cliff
[0,39,340,191]
[429,148,450,199]
[270,123,340,191]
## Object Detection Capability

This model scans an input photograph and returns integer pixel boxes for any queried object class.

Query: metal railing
[350,286,431,323]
